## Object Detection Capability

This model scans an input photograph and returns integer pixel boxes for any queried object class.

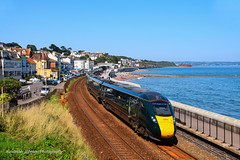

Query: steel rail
[157,145,198,160]
[74,77,145,160]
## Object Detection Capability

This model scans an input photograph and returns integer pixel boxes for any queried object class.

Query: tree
[49,44,61,53]
[0,77,21,104]
[60,46,67,52]
[41,47,50,51]
[78,50,85,53]
[27,44,37,57]
[80,55,89,60]
[27,44,37,51]
[94,56,107,65]
[4,42,21,48]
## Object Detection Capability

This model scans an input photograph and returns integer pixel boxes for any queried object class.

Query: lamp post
[1,86,3,117]
[58,53,61,81]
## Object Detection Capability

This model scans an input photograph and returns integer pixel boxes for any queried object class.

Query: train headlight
[151,116,158,124]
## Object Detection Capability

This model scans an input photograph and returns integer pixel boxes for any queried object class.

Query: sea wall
[170,100,240,152]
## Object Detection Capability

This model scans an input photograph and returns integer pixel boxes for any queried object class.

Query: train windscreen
[151,102,172,116]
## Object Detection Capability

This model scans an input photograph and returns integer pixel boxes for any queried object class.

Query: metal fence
[171,100,240,150]
[17,89,59,108]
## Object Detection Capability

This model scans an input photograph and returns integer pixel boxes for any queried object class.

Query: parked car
[19,79,27,84]
[29,77,40,82]
[52,79,61,84]
[42,80,58,85]
[41,86,50,96]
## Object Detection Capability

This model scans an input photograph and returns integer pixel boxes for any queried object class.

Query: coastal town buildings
[32,52,59,79]
[0,51,22,79]
[21,56,28,78]
[73,59,85,70]
[3,47,31,57]
[27,57,36,76]
[0,42,143,82]
[61,57,72,74]
[85,58,94,71]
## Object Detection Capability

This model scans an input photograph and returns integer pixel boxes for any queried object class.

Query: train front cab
[142,92,176,141]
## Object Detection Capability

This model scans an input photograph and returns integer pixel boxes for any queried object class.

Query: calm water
[128,66,240,120]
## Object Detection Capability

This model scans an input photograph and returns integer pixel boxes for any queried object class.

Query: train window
[145,92,167,101]
[115,91,128,110]
[105,86,115,101]
[151,102,172,116]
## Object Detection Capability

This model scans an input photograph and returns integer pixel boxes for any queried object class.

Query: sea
[128,66,240,120]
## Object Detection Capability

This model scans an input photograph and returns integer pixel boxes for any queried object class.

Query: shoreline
[101,68,239,82]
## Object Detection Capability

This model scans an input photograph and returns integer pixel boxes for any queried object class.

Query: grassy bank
[0,91,97,159]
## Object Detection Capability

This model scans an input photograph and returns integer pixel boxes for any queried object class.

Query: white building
[73,59,85,70]
[0,51,22,79]
[70,51,81,58]
[85,58,94,71]
[61,57,73,74]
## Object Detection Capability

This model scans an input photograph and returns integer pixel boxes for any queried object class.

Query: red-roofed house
[32,52,59,78]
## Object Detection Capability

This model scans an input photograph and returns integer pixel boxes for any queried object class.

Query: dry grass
[4,97,96,159]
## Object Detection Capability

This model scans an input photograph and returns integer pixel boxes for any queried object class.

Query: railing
[170,100,240,150]
[17,89,59,108]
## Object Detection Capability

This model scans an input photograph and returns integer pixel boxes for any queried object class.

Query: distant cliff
[139,60,176,68]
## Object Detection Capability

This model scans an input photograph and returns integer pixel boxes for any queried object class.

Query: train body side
[85,75,176,141]
[86,76,103,103]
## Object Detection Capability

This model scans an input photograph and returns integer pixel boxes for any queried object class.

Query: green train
[86,75,176,142]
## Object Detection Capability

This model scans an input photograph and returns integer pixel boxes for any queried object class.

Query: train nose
[155,116,175,139]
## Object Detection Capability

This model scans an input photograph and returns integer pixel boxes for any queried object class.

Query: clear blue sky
[0,0,239,62]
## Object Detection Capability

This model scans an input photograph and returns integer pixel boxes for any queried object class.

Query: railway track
[157,145,197,160]
[70,77,218,159]
[74,77,145,160]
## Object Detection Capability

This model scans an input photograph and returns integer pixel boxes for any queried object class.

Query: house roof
[10,48,31,56]
[32,52,52,61]
[0,51,21,60]
[42,52,50,60]
[28,57,36,64]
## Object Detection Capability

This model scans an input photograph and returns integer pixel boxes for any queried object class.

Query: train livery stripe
[156,116,175,139]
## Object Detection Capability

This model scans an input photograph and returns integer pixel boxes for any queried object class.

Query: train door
[128,97,139,121]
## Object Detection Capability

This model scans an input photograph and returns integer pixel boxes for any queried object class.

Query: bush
[0,93,12,103]
[36,75,42,79]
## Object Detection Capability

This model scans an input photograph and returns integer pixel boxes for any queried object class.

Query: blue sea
[128,66,240,120]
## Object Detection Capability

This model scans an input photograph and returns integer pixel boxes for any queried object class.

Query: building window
[9,71,15,76]
[4,71,8,77]
[17,71,21,76]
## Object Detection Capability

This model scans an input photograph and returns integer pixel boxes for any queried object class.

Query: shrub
[0,93,12,103]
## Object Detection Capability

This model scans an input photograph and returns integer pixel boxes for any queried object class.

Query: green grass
[0,133,72,159]
[66,77,80,92]
[0,91,97,160]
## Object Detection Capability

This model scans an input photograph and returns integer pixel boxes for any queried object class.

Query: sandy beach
[100,68,226,81]
[101,69,146,81]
